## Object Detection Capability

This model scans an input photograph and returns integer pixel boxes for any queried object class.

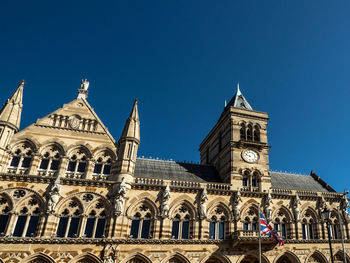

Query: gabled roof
[134,158,221,183]
[226,83,253,110]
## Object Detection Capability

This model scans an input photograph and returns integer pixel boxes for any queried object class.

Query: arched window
[13,198,41,237]
[8,142,34,174]
[242,207,258,231]
[240,123,246,140]
[129,203,154,239]
[252,171,259,188]
[242,170,249,187]
[66,148,90,179]
[92,151,113,180]
[253,125,260,142]
[84,209,106,238]
[0,195,11,236]
[209,216,225,240]
[329,211,341,240]
[301,210,318,240]
[247,124,253,141]
[38,145,62,176]
[273,209,291,239]
[56,200,83,238]
[171,204,193,239]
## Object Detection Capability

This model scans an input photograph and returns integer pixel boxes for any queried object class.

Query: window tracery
[273,209,291,238]
[242,207,258,231]
[66,148,89,179]
[301,209,318,240]
[13,197,41,237]
[56,199,83,238]
[8,142,34,175]
[0,195,12,236]
[38,145,62,176]
[84,201,107,238]
[241,170,260,191]
[130,203,154,239]
[92,151,113,180]
[329,211,341,240]
[239,122,261,142]
[171,204,194,239]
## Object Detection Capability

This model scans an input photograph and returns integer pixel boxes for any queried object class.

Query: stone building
[0,80,349,263]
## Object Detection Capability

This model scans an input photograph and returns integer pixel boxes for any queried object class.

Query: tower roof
[120,99,140,143]
[226,83,253,110]
[0,80,24,131]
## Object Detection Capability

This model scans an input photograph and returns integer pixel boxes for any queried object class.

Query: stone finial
[77,79,89,99]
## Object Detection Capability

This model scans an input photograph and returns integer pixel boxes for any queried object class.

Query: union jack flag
[260,212,285,246]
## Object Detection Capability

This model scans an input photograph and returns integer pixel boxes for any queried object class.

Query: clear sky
[1,1,350,193]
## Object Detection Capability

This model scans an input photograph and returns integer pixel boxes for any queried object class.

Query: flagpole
[258,202,262,263]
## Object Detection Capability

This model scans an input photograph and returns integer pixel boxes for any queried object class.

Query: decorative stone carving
[198,187,208,218]
[161,184,170,217]
[340,194,350,222]
[232,188,242,220]
[291,193,301,221]
[81,79,89,90]
[45,176,61,213]
[264,189,273,221]
[111,177,127,216]
[68,115,81,129]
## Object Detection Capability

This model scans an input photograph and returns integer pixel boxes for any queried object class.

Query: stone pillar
[28,154,40,175]
[58,156,69,177]
[41,214,57,237]
[161,217,171,239]
[85,159,94,180]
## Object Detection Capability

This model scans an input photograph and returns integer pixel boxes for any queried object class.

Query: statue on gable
[81,79,89,90]
[161,184,171,217]
[264,190,273,221]
[112,177,127,216]
[232,188,242,220]
[198,187,208,218]
[317,195,327,213]
[46,177,61,213]
[291,193,301,221]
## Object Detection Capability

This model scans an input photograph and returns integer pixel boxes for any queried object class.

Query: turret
[111,100,140,183]
[0,81,24,170]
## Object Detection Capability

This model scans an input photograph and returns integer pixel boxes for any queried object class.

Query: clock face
[242,149,259,163]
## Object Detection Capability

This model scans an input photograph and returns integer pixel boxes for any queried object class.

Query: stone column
[85,159,94,180]
[28,154,40,175]
[58,156,69,177]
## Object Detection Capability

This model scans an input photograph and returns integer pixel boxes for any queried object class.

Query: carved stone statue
[232,189,242,220]
[317,195,327,217]
[46,177,61,213]
[104,257,114,263]
[198,187,208,218]
[264,190,273,221]
[340,194,350,222]
[113,177,127,215]
[161,184,171,217]
[81,79,89,90]
[291,193,301,221]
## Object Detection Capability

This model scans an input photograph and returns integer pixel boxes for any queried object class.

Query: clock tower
[199,84,271,192]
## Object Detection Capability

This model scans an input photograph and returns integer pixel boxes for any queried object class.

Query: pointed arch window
[242,171,249,187]
[0,197,11,236]
[209,216,225,240]
[93,155,112,179]
[301,211,318,240]
[247,124,253,141]
[66,149,89,179]
[253,125,260,142]
[130,212,152,239]
[13,199,41,237]
[8,143,33,174]
[171,205,193,240]
[242,208,258,232]
[240,123,246,140]
[84,209,107,238]
[56,200,83,238]
[38,146,61,176]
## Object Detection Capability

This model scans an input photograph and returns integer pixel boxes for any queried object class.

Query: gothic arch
[92,146,116,160]
[160,252,191,263]
[169,198,197,219]
[305,250,327,263]
[333,250,350,262]
[56,195,84,214]
[85,195,111,215]
[0,187,45,208]
[200,253,231,263]
[24,252,56,263]
[301,207,319,220]
[271,205,293,220]
[38,141,66,156]
[237,252,269,263]
[126,197,159,219]
[274,251,301,263]
[120,252,152,263]
[66,144,92,159]
[207,201,231,220]
[0,191,14,210]
[240,201,259,217]
[40,138,68,152]
[69,252,102,263]
[9,138,39,153]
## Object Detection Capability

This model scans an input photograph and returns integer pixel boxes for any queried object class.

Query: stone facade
[0,81,349,263]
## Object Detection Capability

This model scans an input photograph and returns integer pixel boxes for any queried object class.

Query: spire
[120,99,140,142]
[77,79,89,99]
[0,80,24,131]
[226,83,253,110]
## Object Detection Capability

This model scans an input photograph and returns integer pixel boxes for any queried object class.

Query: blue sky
[1,1,350,192]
